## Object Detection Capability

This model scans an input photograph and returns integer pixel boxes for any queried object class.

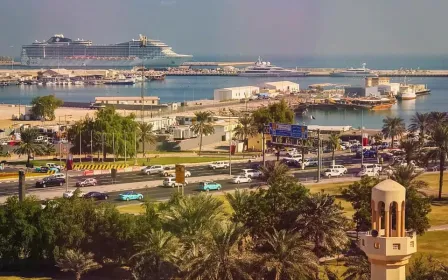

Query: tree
[252,99,294,132]
[430,124,448,200]
[301,138,314,170]
[56,249,101,280]
[342,251,370,280]
[233,114,258,151]
[43,142,56,156]
[131,229,179,280]
[428,111,447,129]
[182,222,252,280]
[138,122,157,157]
[298,192,349,259]
[407,255,447,280]
[373,132,383,145]
[30,95,63,121]
[409,112,430,145]
[260,161,292,185]
[328,133,341,165]
[225,189,252,224]
[381,116,406,148]
[260,228,318,280]
[13,128,44,166]
[400,139,420,165]
[190,111,215,156]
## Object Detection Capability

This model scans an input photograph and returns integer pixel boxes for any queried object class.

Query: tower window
[410,241,415,248]
[361,239,365,246]
[393,244,401,250]
[374,242,380,249]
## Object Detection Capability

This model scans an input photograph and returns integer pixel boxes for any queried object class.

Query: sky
[0,0,447,57]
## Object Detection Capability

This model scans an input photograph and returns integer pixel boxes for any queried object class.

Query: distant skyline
[1,0,447,57]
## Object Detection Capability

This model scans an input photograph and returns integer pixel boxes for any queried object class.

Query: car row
[141,165,192,177]
[62,190,110,200]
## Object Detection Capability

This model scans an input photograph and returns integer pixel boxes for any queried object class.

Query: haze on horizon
[0,0,446,57]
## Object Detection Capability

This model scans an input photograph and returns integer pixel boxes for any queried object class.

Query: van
[361,164,382,173]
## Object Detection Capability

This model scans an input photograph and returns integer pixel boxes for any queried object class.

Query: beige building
[213,86,260,101]
[359,179,416,280]
[264,81,300,92]
[247,133,272,152]
[365,77,390,87]
[95,96,160,105]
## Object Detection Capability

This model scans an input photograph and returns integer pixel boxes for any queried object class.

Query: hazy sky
[1,0,447,57]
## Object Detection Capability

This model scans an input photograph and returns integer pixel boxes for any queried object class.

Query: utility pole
[228,114,232,175]
[361,110,364,167]
[124,134,127,164]
[112,132,115,162]
[317,129,321,182]
[134,130,137,165]
[79,130,82,162]
[262,130,266,167]
[101,133,104,163]
[90,130,93,163]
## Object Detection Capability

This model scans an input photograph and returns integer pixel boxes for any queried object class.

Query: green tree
[252,99,294,131]
[225,189,252,224]
[260,161,292,185]
[407,255,448,280]
[56,249,101,280]
[430,124,448,200]
[131,229,179,280]
[182,222,252,280]
[30,95,63,121]
[43,142,56,156]
[342,250,370,280]
[328,133,341,164]
[299,192,349,258]
[409,112,430,145]
[400,139,420,165]
[233,114,258,151]
[428,112,447,129]
[373,132,384,145]
[13,128,44,166]
[260,228,318,280]
[138,122,157,157]
[300,138,314,170]
[190,111,215,156]
[382,116,406,148]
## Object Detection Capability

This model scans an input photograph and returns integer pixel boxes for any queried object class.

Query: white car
[284,154,303,162]
[163,177,188,188]
[323,169,343,178]
[329,165,347,174]
[49,173,66,180]
[241,169,262,178]
[357,169,379,177]
[141,165,164,175]
[301,158,318,167]
[208,161,229,170]
[63,190,86,199]
[231,175,252,184]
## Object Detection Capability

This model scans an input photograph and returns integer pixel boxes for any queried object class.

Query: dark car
[35,177,66,188]
[250,163,261,170]
[356,149,377,159]
[84,191,109,200]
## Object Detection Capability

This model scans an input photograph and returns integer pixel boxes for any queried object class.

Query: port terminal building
[213,86,260,101]
[95,96,160,105]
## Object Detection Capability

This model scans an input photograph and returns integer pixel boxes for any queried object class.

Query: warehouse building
[263,81,300,92]
[95,96,160,105]
[213,86,259,101]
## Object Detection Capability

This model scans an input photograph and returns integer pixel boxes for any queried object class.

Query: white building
[213,86,260,101]
[264,81,300,92]
[95,96,160,105]
[378,83,400,96]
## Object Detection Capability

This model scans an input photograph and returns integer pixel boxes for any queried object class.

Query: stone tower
[359,179,417,280]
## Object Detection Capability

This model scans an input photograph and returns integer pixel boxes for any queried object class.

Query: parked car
[84,191,109,200]
[231,175,252,184]
[163,177,188,188]
[241,169,262,178]
[357,169,379,177]
[76,178,98,187]
[35,177,66,188]
[323,169,344,178]
[119,191,144,201]
[198,181,222,191]
[329,164,347,174]
[301,158,318,167]
[208,161,229,170]
[141,165,164,175]
[356,149,377,158]
[63,190,86,199]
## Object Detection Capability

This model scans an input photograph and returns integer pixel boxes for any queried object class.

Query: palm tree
[328,133,341,165]
[300,138,314,170]
[430,124,448,200]
[409,112,430,145]
[260,228,318,280]
[190,111,215,156]
[181,222,252,280]
[13,128,44,167]
[382,117,406,148]
[298,192,349,259]
[428,111,447,129]
[225,189,252,223]
[131,229,179,280]
[400,139,419,165]
[260,161,291,185]
[233,114,258,151]
[138,122,157,158]
[390,165,425,190]
[342,252,370,280]
[373,132,384,145]
[56,249,101,280]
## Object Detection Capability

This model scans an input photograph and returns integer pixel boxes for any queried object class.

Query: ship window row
[24,48,165,57]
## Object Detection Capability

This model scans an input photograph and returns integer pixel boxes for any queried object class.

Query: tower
[359,179,417,280]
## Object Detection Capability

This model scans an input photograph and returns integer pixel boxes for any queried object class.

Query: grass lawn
[417,172,448,194]
[116,203,145,215]
[415,230,448,264]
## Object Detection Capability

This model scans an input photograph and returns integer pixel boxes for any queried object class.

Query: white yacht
[396,85,417,100]
[238,57,308,77]
[330,63,377,77]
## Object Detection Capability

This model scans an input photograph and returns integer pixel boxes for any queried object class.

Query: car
[141,165,164,175]
[361,164,382,173]
[119,191,144,201]
[198,181,222,191]
[160,168,191,177]
[323,169,343,178]
[357,169,379,177]
[34,166,59,173]
[208,161,229,170]
[232,175,252,184]
[46,163,62,170]
[50,173,66,180]
[163,177,188,188]
[84,191,109,200]
[35,177,66,188]
[301,158,318,167]
[63,190,86,199]
[76,178,98,187]
[241,169,262,178]
[329,164,347,174]
[250,163,262,170]
[283,154,303,162]
[282,158,300,167]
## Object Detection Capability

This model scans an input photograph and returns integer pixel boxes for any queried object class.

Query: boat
[20,34,192,68]
[104,75,135,85]
[396,85,416,100]
[149,74,166,81]
[332,97,395,110]
[238,57,308,77]
[330,63,377,77]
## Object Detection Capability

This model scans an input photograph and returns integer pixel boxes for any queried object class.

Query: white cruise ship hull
[238,72,307,77]
[397,93,416,100]
[330,72,377,77]
[21,55,192,68]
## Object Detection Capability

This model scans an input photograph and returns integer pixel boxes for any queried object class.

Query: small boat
[396,85,416,101]
[104,78,135,85]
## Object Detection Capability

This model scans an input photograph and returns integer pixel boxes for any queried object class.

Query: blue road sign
[269,123,308,139]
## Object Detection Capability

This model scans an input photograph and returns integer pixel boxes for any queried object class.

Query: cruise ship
[20,34,192,68]
[330,63,377,77]
[238,57,308,77]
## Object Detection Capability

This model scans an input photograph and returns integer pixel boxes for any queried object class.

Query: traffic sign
[175,164,185,184]
[268,123,308,139]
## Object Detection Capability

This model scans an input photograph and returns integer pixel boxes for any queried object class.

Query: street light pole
[90,130,93,163]
[124,134,127,164]
[134,130,137,165]
[228,114,232,175]
[112,132,115,162]
[317,129,321,182]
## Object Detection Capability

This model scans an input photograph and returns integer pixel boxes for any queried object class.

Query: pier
[181,61,254,66]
